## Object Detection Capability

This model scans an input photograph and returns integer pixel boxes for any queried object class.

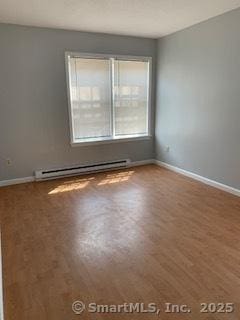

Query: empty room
[1,0,240,319]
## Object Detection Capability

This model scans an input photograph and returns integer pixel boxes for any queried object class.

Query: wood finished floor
[1,164,240,320]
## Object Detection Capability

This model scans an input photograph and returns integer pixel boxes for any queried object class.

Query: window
[66,52,151,145]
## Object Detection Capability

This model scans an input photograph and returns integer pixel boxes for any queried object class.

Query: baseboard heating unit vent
[35,159,130,181]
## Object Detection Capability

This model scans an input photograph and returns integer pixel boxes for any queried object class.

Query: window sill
[71,135,152,147]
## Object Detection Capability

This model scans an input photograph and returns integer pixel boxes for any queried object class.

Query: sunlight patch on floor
[97,171,134,185]
[48,170,135,194]
[48,177,95,194]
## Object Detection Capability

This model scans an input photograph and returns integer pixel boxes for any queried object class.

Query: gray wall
[156,8,240,189]
[0,24,156,180]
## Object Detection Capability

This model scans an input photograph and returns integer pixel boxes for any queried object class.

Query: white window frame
[65,51,152,146]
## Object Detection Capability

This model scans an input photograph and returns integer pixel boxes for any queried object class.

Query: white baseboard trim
[2,159,239,197]
[0,160,155,187]
[154,160,240,197]
[129,159,155,167]
[0,176,35,187]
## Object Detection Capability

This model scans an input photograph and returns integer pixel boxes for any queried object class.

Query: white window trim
[65,51,152,146]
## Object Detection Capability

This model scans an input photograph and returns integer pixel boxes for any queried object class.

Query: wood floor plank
[1,165,240,319]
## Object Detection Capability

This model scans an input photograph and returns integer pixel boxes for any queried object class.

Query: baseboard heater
[35,159,131,181]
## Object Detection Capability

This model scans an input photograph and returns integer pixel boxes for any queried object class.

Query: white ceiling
[0,0,240,38]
